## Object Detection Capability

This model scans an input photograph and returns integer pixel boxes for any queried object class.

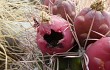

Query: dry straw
[0,0,42,70]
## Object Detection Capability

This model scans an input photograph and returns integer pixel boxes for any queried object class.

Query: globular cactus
[43,0,76,22]
[74,1,110,46]
[35,12,74,54]
[86,37,110,70]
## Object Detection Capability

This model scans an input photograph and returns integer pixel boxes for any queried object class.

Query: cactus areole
[74,1,110,46]
[36,12,74,54]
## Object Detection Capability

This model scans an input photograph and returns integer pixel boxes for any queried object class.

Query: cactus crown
[40,11,51,22]
[90,1,104,11]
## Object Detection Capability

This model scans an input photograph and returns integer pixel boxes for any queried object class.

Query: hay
[0,0,42,70]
